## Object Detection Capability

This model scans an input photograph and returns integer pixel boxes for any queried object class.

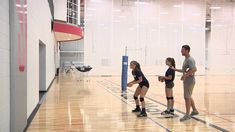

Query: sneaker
[161,109,174,115]
[132,108,141,113]
[169,109,174,115]
[190,110,199,116]
[137,112,147,117]
[180,115,191,122]
[161,110,170,115]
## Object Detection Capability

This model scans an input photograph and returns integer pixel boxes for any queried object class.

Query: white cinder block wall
[84,0,206,75]
[209,3,235,75]
[27,0,56,118]
[54,0,67,21]
[0,0,10,131]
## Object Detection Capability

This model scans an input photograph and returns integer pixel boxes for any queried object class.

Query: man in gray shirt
[173,45,199,121]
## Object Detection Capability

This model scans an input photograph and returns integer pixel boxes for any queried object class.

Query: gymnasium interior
[0,0,235,131]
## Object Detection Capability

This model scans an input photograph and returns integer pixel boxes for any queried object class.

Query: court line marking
[104,79,230,132]
[97,81,171,132]
[153,93,235,124]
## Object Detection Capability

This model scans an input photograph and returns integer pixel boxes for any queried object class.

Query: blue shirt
[165,68,175,84]
[132,70,149,86]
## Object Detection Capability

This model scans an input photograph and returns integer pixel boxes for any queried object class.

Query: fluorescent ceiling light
[113,20,121,23]
[159,26,166,29]
[150,18,157,20]
[97,24,105,26]
[87,8,96,11]
[118,16,127,18]
[160,12,168,15]
[214,24,224,27]
[190,27,197,29]
[192,13,201,16]
[168,22,177,25]
[173,5,182,8]
[129,28,135,30]
[113,9,121,12]
[193,24,200,26]
[90,0,102,3]
[135,1,146,5]
[210,6,221,10]
[151,29,157,32]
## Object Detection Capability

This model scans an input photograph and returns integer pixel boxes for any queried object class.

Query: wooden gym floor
[27,73,235,132]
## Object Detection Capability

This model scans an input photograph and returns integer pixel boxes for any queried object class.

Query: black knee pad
[140,97,144,102]
[133,96,138,100]
[167,97,174,100]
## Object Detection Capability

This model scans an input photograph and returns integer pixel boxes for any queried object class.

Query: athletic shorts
[165,82,174,89]
[183,81,195,98]
[139,83,149,88]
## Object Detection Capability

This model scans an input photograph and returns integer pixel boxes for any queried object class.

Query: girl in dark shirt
[127,61,149,117]
[158,57,175,115]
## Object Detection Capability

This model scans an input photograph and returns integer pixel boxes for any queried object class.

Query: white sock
[167,107,171,111]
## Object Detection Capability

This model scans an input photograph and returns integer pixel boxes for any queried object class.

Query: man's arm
[181,67,197,80]
[171,67,183,73]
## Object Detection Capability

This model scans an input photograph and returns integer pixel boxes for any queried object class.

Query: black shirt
[165,68,175,84]
[132,70,149,86]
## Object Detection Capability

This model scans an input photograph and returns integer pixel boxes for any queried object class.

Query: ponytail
[171,58,175,68]
[166,57,176,68]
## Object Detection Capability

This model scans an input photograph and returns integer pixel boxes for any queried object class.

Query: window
[67,0,78,25]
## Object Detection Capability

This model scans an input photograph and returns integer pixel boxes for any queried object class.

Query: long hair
[130,61,141,71]
[166,57,176,68]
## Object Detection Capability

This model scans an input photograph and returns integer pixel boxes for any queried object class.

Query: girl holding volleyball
[158,57,176,115]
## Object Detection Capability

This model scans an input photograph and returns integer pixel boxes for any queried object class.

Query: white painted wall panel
[209,3,235,74]
[0,0,10,131]
[54,0,67,21]
[27,0,56,117]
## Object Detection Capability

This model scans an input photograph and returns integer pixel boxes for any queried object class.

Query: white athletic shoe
[180,115,191,122]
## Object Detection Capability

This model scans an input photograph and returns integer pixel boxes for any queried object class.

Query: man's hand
[170,67,176,71]
[181,75,187,81]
